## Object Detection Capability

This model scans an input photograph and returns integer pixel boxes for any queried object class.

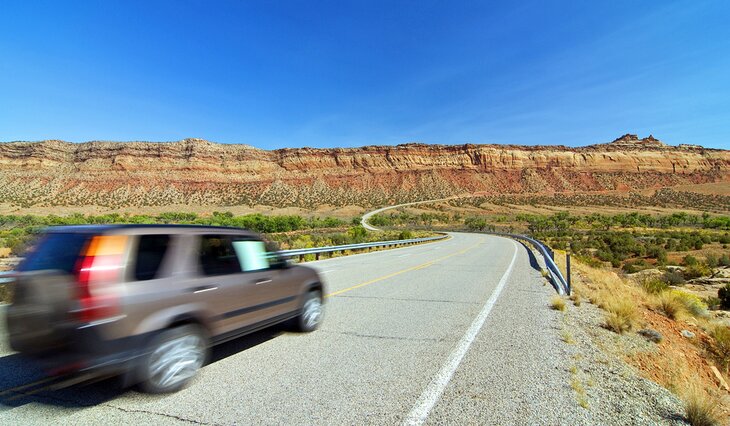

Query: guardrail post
[566,253,571,290]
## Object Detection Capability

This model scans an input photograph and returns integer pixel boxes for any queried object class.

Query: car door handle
[253,278,272,285]
[190,285,218,294]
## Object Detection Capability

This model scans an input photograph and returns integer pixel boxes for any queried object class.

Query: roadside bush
[670,290,709,318]
[398,230,414,240]
[347,226,368,243]
[719,284,730,310]
[464,216,488,231]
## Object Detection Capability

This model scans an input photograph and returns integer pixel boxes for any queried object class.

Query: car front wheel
[296,290,323,332]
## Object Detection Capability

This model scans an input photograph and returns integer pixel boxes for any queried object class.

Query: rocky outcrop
[0,136,728,208]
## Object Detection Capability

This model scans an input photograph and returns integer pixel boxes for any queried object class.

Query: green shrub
[347,226,368,242]
[398,230,414,240]
[704,296,721,311]
[684,263,711,280]
[640,277,669,294]
[704,254,719,268]
[719,284,730,310]
[622,259,650,274]
[671,290,709,318]
[683,255,698,266]
[662,270,686,286]
[719,254,730,267]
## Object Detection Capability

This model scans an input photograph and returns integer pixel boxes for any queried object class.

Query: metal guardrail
[492,233,570,295]
[1,232,565,294]
[277,234,448,261]
[0,271,13,284]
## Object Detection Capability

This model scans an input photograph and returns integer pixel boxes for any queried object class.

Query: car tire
[295,290,324,332]
[137,324,209,394]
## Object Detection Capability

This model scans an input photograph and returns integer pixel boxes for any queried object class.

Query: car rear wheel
[296,290,323,332]
[138,324,208,394]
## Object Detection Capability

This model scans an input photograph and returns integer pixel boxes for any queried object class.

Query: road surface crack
[321,330,445,342]
[1,387,215,425]
[102,403,216,425]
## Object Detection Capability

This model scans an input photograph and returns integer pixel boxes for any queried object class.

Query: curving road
[0,233,582,424]
[360,197,457,231]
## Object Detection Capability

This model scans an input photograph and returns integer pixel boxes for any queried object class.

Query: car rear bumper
[14,323,152,380]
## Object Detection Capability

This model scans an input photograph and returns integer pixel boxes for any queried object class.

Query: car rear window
[18,233,92,273]
[134,234,171,281]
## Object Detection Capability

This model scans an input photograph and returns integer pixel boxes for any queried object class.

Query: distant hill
[0,135,728,209]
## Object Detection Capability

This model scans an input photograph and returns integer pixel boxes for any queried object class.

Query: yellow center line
[325,237,486,299]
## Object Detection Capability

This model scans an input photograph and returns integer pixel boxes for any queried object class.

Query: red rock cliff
[0,135,727,208]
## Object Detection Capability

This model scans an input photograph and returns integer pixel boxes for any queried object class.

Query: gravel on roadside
[554,290,688,425]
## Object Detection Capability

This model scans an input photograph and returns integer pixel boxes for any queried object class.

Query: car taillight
[74,235,128,323]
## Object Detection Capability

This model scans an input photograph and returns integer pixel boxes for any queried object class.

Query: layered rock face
[0,135,727,208]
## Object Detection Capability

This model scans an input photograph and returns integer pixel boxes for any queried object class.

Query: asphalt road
[0,233,581,425]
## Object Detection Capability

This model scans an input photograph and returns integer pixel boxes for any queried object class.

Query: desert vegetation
[0,212,348,256]
[0,213,436,264]
[373,209,730,272]
[565,257,730,423]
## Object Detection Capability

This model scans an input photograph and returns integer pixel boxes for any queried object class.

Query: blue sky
[1,1,729,149]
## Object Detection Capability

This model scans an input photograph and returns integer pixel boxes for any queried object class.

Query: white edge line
[403,240,519,426]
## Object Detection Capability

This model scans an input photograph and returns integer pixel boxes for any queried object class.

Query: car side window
[134,234,171,281]
[199,235,242,276]
[231,239,271,272]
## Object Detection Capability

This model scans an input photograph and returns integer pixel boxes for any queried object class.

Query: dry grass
[573,259,730,419]
[707,323,730,375]
[578,265,647,306]
[569,290,582,307]
[682,385,721,426]
[572,265,641,334]
[638,276,669,295]
[569,367,589,409]
[655,292,686,320]
[550,296,566,311]
[560,330,576,344]
[599,293,640,334]
[669,290,709,318]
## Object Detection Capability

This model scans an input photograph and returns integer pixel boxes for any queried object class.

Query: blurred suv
[5,225,325,393]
